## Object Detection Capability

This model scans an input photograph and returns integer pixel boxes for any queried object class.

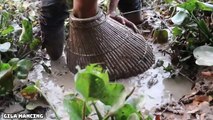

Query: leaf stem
[82,101,86,120]
[92,102,103,120]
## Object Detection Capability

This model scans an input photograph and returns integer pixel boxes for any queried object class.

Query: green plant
[169,0,213,75]
[64,64,152,120]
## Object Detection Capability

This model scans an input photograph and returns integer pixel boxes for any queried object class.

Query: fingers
[124,19,139,33]
[109,15,139,33]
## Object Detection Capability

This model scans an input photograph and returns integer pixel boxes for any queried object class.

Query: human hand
[109,13,139,33]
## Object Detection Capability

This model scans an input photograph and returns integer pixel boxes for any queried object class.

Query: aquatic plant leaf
[15,59,32,79]
[30,38,41,50]
[17,59,33,71]
[153,29,168,44]
[114,104,141,120]
[75,72,107,101]
[197,2,213,11]
[171,9,188,25]
[0,63,11,71]
[0,42,11,52]
[197,20,213,39]
[75,64,125,105]
[102,83,125,105]
[193,45,213,66]
[1,25,14,36]
[63,94,91,120]
[21,85,38,100]
[172,26,182,36]
[19,20,33,44]
[178,0,197,13]
[8,58,19,68]
[0,68,13,95]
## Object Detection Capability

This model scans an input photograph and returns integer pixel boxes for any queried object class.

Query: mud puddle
[28,44,193,119]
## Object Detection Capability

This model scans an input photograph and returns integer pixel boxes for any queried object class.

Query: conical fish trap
[67,10,154,80]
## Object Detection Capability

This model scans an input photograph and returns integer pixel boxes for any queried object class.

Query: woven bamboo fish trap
[67,10,154,80]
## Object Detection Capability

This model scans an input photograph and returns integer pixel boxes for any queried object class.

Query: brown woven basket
[67,10,154,80]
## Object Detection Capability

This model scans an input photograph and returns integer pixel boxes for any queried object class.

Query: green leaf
[0,42,11,52]
[19,20,33,44]
[101,83,125,105]
[30,38,41,50]
[114,104,142,120]
[193,45,213,66]
[17,59,33,71]
[165,0,173,4]
[153,29,168,44]
[0,63,11,71]
[172,26,183,36]
[0,68,14,96]
[1,26,14,36]
[21,85,38,95]
[8,58,20,68]
[17,70,28,79]
[171,9,189,25]
[197,2,213,11]
[15,59,33,79]
[63,94,91,120]
[0,11,10,29]
[178,0,197,13]
[75,64,125,105]
[197,20,213,39]
[75,72,107,101]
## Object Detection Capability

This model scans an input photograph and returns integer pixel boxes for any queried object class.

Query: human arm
[108,0,139,33]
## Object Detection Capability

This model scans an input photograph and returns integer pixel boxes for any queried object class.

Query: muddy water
[28,44,192,118]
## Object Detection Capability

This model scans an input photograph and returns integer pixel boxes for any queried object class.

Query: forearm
[108,0,120,14]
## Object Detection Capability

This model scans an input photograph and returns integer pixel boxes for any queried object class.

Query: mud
[28,44,193,119]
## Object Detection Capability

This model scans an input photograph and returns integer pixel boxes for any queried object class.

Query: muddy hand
[109,14,139,33]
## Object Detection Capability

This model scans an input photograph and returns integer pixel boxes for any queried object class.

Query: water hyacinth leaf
[178,0,197,13]
[19,20,33,44]
[0,63,11,71]
[1,25,14,36]
[172,26,182,36]
[8,58,19,68]
[193,45,213,66]
[0,42,11,52]
[75,72,107,101]
[171,10,188,25]
[26,98,49,110]
[64,94,91,120]
[75,64,125,105]
[16,70,28,79]
[30,38,41,50]
[21,85,38,100]
[197,2,213,11]
[114,104,141,120]
[197,20,213,39]
[165,0,173,4]
[17,59,33,71]
[101,83,125,105]
[0,69,13,95]
[153,29,168,44]
[84,64,109,84]
[16,59,33,79]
